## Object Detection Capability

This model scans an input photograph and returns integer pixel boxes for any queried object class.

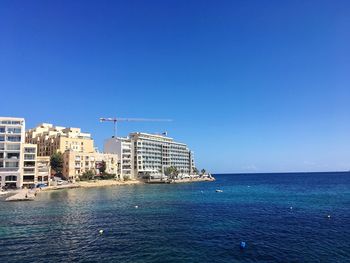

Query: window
[0,127,5,133]
[24,148,36,153]
[5,162,19,168]
[7,153,20,159]
[7,136,21,142]
[5,175,17,181]
[7,127,21,134]
[0,136,4,141]
[24,154,35,160]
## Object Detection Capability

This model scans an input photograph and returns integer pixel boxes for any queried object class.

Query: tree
[164,167,172,177]
[201,169,206,175]
[99,160,106,174]
[100,172,115,180]
[193,167,199,174]
[80,170,95,181]
[164,166,179,179]
[172,166,179,179]
[50,152,63,175]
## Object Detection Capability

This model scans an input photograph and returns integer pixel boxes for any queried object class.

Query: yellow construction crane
[99,117,172,137]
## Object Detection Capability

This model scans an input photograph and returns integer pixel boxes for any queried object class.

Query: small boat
[216,189,223,193]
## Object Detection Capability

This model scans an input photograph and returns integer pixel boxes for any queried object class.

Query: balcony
[24,148,36,153]
[24,155,35,160]
[23,177,35,182]
[5,175,17,182]
[6,144,21,151]
[0,167,19,172]
[23,169,35,175]
[24,161,35,168]
[7,127,21,134]
[6,136,21,142]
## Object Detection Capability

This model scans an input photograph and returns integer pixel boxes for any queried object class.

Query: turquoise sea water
[0,172,350,262]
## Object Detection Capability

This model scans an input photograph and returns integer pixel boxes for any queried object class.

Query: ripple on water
[0,172,350,262]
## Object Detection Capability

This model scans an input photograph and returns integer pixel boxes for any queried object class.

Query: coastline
[2,177,215,201]
[170,177,215,183]
[77,179,142,188]
[40,179,142,191]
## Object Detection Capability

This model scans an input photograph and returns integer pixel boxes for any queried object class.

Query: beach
[77,179,142,188]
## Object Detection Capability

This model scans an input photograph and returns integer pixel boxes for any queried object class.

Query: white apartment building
[36,156,51,186]
[22,144,37,188]
[104,133,195,179]
[0,117,25,188]
[104,137,133,180]
[0,117,52,189]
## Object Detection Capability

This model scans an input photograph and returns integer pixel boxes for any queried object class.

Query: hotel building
[104,132,196,179]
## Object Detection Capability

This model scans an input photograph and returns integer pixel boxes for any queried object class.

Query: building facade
[26,123,94,156]
[62,150,118,182]
[104,137,133,179]
[22,143,37,188]
[0,117,53,189]
[104,133,196,179]
[0,117,25,188]
[36,156,51,186]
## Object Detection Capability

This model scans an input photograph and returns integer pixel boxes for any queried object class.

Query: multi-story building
[62,150,118,182]
[104,132,196,179]
[26,123,121,182]
[0,117,25,188]
[22,144,37,188]
[0,117,53,189]
[36,156,51,185]
[104,137,133,179]
[26,123,94,156]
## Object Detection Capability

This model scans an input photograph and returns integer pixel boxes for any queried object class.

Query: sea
[0,172,349,262]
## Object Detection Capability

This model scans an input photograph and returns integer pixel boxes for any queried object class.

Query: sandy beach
[38,179,142,191]
[77,179,142,188]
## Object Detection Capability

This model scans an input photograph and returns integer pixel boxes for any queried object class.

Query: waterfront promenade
[5,188,38,201]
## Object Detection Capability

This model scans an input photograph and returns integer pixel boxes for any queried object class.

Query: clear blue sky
[1,0,349,173]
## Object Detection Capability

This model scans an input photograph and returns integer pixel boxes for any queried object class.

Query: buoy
[327,215,331,218]
[99,229,104,234]
[240,241,246,249]
[290,206,293,210]
[135,205,138,209]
